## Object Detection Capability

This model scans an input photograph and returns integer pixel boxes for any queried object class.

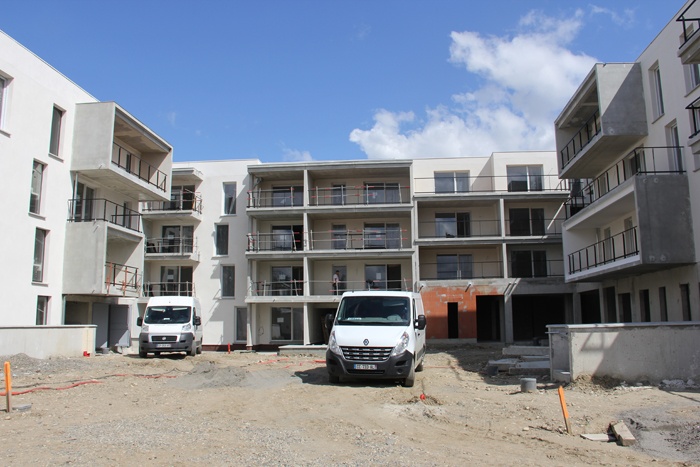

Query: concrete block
[581,433,615,442]
[611,421,636,446]
[502,345,549,357]
[552,370,572,383]
[488,358,519,370]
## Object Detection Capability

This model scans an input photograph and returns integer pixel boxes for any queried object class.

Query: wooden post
[4,361,12,413]
[558,385,572,435]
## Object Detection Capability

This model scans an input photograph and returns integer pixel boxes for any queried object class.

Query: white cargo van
[326,291,427,387]
[136,296,203,358]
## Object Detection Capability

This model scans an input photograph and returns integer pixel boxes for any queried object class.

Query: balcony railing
[413,174,569,195]
[308,229,410,250]
[112,143,167,192]
[141,190,202,214]
[678,0,700,48]
[416,218,563,238]
[308,185,411,206]
[510,259,564,278]
[568,227,639,275]
[145,237,196,255]
[143,282,195,297]
[249,278,413,296]
[420,261,503,280]
[105,262,140,294]
[68,198,142,233]
[247,232,303,252]
[565,146,684,217]
[560,110,601,170]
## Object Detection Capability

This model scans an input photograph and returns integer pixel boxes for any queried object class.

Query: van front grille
[341,346,392,362]
[151,335,178,342]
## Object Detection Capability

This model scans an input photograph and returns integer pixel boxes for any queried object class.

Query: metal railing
[105,262,140,294]
[112,143,167,192]
[246,187,303,208]
[413,174,569,195]
[143,282,195,297]
[308,184,411,206]
[565,146,684,217]
[419,261,503,280]
[568,227,639,274]
[141,190,203,214]
[249,278,413,296]
[687,97,700,138]
[247,232,303,252]
[68,198,142,233]
[416,218,563,238]
[308,229,410,250]
[678,0,700,48]
[145,237,196,255]
[560,109,601,169]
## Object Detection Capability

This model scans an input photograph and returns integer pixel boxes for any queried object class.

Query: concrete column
[504,294,514,344]
[246,304,255,350]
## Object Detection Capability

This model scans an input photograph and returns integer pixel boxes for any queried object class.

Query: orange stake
[227,343,231,354]
[4,361,11,413]
[558,385,572,435]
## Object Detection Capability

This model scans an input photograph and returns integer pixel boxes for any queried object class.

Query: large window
[215,224,229,255]
[271,266,303,296]
[272,185,303,207]
[271,307,303,341]
[36,296,49,325]
[221,265,235,298]
[507,166,543,192]
[511,250,547,278]
[29,160,45,215]
[169,185,196,210]
[157,266,193,296]
[364,223,401,249]
[160,225,193,254]
[365,182,400,204]
[332,184,346,205]
[272,225,303,251]
[509,208,544,236]
[650,64,665,119]
[435,212,470,238]
[235,307,247,342]
[223,182,237,214]
[434,172,469,194]
[49,106,63,157]
[365,264,402,290]
[437,254,473,280]
[685,63,700,93]
[33,228,47,282]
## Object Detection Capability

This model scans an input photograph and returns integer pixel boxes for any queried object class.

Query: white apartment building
[555,0,700,323]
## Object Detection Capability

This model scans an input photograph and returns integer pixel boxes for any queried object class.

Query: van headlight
[141,324,149,333]
[182,323,192,332]
[390,331,410,357]
[328,330,342,356]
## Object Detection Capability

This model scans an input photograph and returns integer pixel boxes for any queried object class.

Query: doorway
[580,290,601,324]
[447,302,459,339]
[476,295,501,342]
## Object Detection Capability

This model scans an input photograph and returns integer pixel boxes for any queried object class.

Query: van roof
[146,296,200,306]
[341,291,418,298]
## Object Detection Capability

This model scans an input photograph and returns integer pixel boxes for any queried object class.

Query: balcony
[68,198,142,233]
[249,278,414,297]
[143,282,195,297]
[72,102,172,200]
[308,184,411,206]
[141,190,203,221]
[416,217,562,240]
[678,0,700,65]
[568,228,638,276]
[413,174,569,198]
[420,260,503,280]
[565,146,684,217]
[307,229,410,251]
[554,63,647,179]
[104,262,141,296]
[145,237,199,262]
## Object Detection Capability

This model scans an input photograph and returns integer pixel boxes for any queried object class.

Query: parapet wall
[548,322,700,383]
[0,326,97,359]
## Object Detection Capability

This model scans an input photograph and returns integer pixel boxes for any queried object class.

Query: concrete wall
[549,322,700,383]
[0,326,97,359]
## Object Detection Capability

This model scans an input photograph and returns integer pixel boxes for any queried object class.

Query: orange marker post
[557,385,572,435]
[4,361,11,413]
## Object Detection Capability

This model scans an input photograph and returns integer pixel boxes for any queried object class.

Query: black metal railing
[560,110,601,169]
[568,227,639,274]
[141,190,202,214]
[105,262,140,293]
[68,198,142,232]
[112,143,167,192]
[308,184,411,206]
[678,0,700,48]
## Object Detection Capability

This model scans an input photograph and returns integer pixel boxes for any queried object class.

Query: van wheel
[189,343,197,357]
[328,374,340,384]
[139,348,147,358]
[196,344,202,354]
[403,362,415,387]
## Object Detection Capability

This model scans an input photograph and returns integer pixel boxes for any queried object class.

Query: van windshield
[335,296,410,326]
[144,306,191,324]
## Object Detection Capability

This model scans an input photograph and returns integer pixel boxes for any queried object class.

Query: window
[272,225,302,251]
[33,228,47,282]
[623,218,636,256]
[272,185,302,207]
[235,307,247,341]
[434,172,469,194]
[0,75,8,129]
[365,264,402,290]
[29,160,45,214]
[507,166,543,192]
[659,287,668,321]
[49,106,63,157]
[365,182,400,204]
[437,254,473,279]
[169,185,196,210]
[221,265,235,297]
[159,225,193,254]
[650,64,665,119]
[680,283,691,321]
[332,224,347,250]
[510,250,547,278]
[332,184,346,205]
[271,307,303,341]
[666,122,683,172]
[364,223,401,249]
[509,208,544,236]
[215,224,229,255]
[435,212,470,238]
[271,266,303,296]
[72,182,95,222]
[157,266,193,296]
[640,289,650,322]
[684,63,700,92]
[36,296,49,325]
[223,182,237,214]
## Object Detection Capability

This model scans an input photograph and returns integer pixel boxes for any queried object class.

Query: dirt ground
[1,344,699,466]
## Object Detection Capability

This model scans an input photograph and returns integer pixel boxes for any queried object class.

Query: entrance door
[580,290,601,324]
[109,305,130,348]
[447,302,459,339]
[476,296,501,342]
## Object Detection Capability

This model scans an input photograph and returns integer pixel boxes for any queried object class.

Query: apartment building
[242,153,575,348]
[554,0,700,323]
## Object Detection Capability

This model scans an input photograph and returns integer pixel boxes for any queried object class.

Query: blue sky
[1,1,687,163]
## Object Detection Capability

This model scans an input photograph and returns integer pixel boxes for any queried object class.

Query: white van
[136,296,203,358]
[326,291,427,387]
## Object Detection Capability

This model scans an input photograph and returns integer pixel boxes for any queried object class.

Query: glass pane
[455,173,469,192]
[531,209,545,236]
[385,183,400,203]
[221,266,235,297]
[364,265,386,289]
[272,266,293,296]
[235,308,247,341]
[456,212,470,237]
[224,183,236,214]
[507,166,528,192]
[272,227,293,250]
[459,255,473,279]
[271,307,291,340]
[386,224,401,248]
[437,255,458,280]
[528,166,543,191]
[364,224,385,249]
[511,251,533,278]
[434,172,454,193]
[435,213,456,238]
[509,209,531,236]
[332,185,345,205]
[533,251,547,277]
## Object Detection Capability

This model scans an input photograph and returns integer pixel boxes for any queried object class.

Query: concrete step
[508,360,550,376]
[502,345,549,357]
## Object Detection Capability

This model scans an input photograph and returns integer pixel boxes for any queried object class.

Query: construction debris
[610,421,637,446]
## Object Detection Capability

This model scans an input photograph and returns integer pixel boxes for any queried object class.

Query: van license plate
[156,343,172,348]
[354,364,377,370]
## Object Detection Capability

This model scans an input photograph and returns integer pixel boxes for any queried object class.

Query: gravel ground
[1,346,699,466]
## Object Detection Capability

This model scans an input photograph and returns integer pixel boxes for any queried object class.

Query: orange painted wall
[420,285,501,339]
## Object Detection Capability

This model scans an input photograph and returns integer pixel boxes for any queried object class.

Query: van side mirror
[415,315,426,331]
[194,316,202,326]
[137,317,143,326]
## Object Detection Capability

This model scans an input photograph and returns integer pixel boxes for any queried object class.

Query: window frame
[49,106,64,158]
[33,228,48,283]
[221,265,235,298]
[650,63,665,120]
[29,160,46,215]
[36,296,49,325]
[215,223,229,256]
[507,165,543,192]
[223,182,237,215]
[434,172,469,194]
[0,74,9,131]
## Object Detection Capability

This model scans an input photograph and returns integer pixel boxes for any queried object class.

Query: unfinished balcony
[678,0,700,65]
[141,189,203,222]
[554,63,647,179]
[72,102,172,201]
[145,236,199,263]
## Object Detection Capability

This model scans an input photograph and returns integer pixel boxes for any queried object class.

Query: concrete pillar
[246,304,255,350]
[504,295,514,344]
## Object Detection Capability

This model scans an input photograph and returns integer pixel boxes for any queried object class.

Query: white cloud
[590,5,635,27]
[349,10,598,159]
[282,147,313,162]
